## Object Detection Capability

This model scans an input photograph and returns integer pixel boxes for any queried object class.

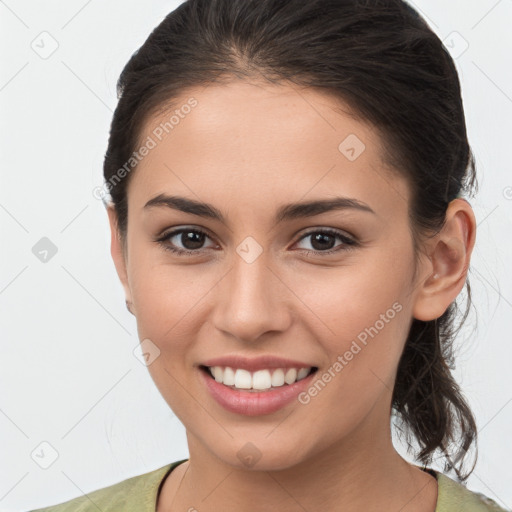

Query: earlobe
[412,199,476,322]
[106,205,133,310]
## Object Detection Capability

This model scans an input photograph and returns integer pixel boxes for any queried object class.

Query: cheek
[289,255,410,338]
[128,250,219,352]
[288,250,413,389]
[300,283,411,435]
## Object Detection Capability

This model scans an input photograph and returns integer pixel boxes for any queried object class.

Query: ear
[412,198,477,321]
[106,205,133,309]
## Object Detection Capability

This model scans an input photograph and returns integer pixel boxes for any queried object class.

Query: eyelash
[155,227,358,257]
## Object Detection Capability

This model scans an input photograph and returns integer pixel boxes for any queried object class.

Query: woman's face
[111,80,428,470]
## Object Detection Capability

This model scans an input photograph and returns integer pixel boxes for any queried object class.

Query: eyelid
[295,226,356,243]
[158,225,217,241]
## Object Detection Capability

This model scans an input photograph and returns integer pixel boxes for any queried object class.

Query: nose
[211,250,292,343]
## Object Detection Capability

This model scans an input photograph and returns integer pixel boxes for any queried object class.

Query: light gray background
[1,1,511,511]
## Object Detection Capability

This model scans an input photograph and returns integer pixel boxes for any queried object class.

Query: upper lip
[200,355,317,372]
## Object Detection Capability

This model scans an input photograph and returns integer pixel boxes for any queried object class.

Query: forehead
[128,80,410,222]
[140,79,378,160]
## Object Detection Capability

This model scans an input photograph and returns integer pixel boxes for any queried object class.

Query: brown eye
[295,229,357,255]
[177,230,207,250]
[156,228,218,256]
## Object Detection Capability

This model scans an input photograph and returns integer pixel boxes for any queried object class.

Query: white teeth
[252,370,272,390]
[223,366,235,386]
[271,368,285,387]
[297,367,310,381]
[284,368,297,385]
[212,366,223,382]
[234,369,252,389]
[207,366,313,390]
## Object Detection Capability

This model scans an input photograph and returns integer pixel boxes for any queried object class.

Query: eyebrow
[143,194,376,224]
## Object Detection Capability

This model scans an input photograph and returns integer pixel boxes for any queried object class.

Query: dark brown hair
[103,0,478,480]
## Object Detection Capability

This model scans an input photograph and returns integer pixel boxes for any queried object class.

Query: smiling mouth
[200,365,318,392]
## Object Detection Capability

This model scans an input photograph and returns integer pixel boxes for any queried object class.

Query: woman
[31,0,508,510]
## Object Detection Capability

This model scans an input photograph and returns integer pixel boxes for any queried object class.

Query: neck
[158,420,438,512]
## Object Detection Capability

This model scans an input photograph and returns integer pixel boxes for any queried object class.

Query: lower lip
[199,367,317,416]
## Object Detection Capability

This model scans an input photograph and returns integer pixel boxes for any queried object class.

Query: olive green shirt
[29,459,508,511]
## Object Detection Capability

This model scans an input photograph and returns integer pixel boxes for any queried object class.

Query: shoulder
[436,471,509,512]
[28,460,186,512]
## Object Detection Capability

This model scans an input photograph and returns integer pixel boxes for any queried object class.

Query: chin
[199,432,316,472]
